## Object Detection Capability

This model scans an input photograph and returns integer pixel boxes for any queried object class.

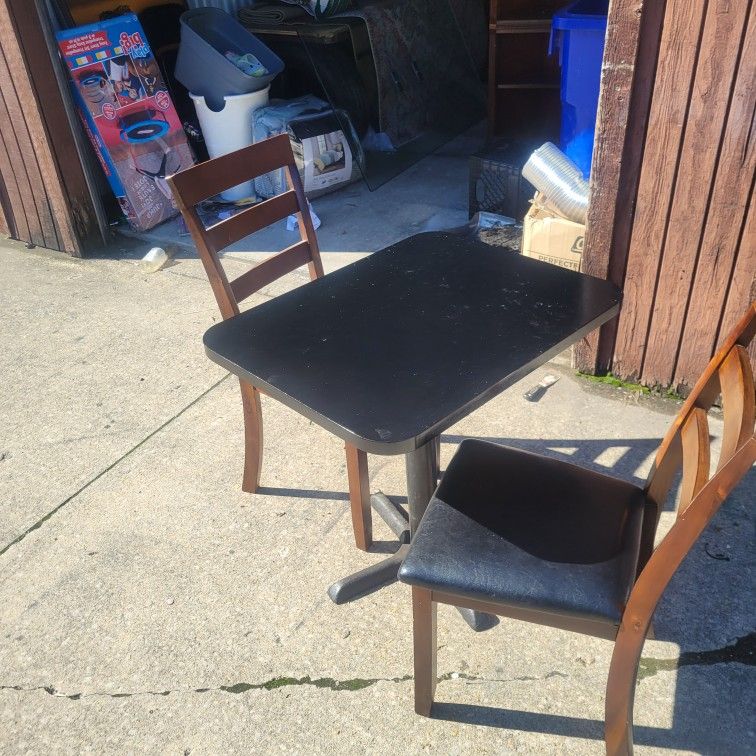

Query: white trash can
[190,85,270,202]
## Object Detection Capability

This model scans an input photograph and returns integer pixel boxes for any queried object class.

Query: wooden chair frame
[411,303,756,755]
[167,134,372,550]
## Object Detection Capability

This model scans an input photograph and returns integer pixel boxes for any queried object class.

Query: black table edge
[203,302,620,455]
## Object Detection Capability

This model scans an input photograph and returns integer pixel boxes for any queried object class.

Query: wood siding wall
[581,0,755,392]
[0,0,98,255]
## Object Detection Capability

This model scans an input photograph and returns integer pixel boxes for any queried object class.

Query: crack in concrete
[0,668,568,701]
[0,374,230,558]
[3,634,747,701]
[638,631,755,681]
[0,675,413,700]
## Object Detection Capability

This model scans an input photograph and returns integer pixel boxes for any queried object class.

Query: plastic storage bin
[550,0,608,177]
[468,142,538,222]
[175,8,283,110]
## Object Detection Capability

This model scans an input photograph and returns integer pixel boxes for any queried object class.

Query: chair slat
[205,191,299,251]
[645,303,756,509]
[679,407,710,514]
[167,133,294,207]
[230,240,312,303]
[718,344,756,469]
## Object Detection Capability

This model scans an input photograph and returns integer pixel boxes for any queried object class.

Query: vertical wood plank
[674,9,756,388]
[0,108,27,241]
[719,195,756,357]
[0,0,87,253]
[0,76,42,246]
[10,0,97,252]
[575,0,665,373]
[679,407,710,513]
[718,345,755,469]
[0,171,12,237]
[0,42,57,249]
[642,0,751,387]
[612,0,705,380]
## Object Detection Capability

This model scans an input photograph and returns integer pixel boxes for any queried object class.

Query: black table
[204,232,621,626]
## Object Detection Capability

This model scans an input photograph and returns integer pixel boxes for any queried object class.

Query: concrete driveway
[0,239,753,754]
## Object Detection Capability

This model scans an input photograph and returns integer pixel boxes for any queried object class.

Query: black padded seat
[398,439,647,624]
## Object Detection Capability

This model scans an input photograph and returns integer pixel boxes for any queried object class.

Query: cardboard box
[521,194,585,271]
[57,14,195,231]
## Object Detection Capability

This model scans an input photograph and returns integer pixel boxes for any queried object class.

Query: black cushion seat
[398,439,647,624]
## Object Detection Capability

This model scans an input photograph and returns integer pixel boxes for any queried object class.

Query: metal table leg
[328,440,437,604]
[405,440,438,535]
[327,543,408,604]
[326,491,409,604]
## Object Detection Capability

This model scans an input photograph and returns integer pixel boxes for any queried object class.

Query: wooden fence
[0,0,98,255]
[579,0,755,391]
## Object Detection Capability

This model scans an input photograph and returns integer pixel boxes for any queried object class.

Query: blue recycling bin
[550,0,608,178]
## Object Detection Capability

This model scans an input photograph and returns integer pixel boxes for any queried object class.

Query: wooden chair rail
[167,133,295,207]
[205,190,300,251]
[719,345,755,468]
[628,437,755,636]
[679,408,710,514]
[644,303,756,512]
[166,134,323,314]
[230,240,312,303]
[430,590,621,641]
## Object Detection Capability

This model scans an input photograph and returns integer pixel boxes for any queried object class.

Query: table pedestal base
[327,541,409,605]
[327,492,498,632]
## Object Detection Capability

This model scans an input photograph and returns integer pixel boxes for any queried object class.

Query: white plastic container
[190,85,269,201]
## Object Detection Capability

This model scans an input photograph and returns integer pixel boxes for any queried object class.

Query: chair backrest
[632,303,755,596]
[166,133,324,320]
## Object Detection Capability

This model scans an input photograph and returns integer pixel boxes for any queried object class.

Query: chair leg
[605,625,647,756]
[412,586,437,716]
[239,380,263,493]
[345,444,372,550]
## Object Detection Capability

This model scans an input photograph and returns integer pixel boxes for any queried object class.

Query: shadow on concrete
[260,436,662,506]
[257,486,350,502]
[257,486,408,507]
[440,434,660,486]
[432,699,752,753]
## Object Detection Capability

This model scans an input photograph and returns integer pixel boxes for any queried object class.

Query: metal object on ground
[523,373,559,402]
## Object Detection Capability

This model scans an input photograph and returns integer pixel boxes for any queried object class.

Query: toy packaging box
[57,14,195,231]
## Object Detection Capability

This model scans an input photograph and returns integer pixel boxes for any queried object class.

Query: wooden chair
[167,134,372,550]
[399,303,756,754]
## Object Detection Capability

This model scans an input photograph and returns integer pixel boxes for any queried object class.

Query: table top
[204,232,621,454]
